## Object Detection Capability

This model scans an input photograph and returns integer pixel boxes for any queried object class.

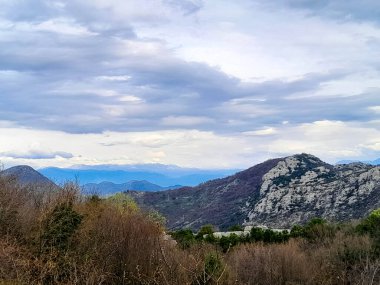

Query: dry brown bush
[310,232,380,285]
[71,195,198,284]
[226,240,318,285]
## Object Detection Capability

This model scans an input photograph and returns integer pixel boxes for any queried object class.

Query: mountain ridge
[40,166,237,186]
[336,158,380,165]
[83,180,182,195]
[129,153,380,230]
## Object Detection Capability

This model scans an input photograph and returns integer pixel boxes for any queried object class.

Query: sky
[0,0,380,169]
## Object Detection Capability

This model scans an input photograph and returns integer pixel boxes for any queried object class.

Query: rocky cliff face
[129,154,380,230]
[244,155,380,228]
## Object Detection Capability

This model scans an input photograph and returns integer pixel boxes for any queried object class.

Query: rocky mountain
[83,180,182,195]
[129,154,380,231]
[0,165,58,189]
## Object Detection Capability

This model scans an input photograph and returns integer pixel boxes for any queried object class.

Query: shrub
[227,240,317,285]
[40,201,82,252]
[228,225,243,231]
[171,228,195,249]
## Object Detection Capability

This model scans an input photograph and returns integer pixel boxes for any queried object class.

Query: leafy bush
[40,201,82,252]
[171,228,195,249]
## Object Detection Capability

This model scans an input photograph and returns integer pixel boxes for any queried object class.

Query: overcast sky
[0,0,380,169]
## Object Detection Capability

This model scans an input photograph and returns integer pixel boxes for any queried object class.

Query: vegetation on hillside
[0,174,379,284]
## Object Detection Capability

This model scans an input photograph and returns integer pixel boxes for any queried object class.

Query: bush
[40,201,82,252]
[228,225,243,231]
[171,228,195,249]
[227,240,317,285]
[357,208,380,255]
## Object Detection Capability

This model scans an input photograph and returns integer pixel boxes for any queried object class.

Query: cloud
[243,127,277,136]
[161,116,215,127]
[0,0,379,167]
[265,120,380,160]
[0,150,73,160]
[0,121,379,169]
[369,106,380,113]
[269,1,380,25]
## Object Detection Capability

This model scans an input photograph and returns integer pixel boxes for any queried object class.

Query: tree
[196,224,215,240]
[171,229,195,249]
[40,201,82,252]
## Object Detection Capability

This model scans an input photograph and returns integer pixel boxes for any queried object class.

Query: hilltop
[129,154,380,230]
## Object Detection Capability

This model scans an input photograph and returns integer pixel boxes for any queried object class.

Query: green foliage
[249,227,289,243]
[303,218,335,241]
[356,209,380,237]
[171,229,195,249]
[204,233,217,243]
[148,209,167,226]
[219,234,240,252]
[250,227,265,242]
[203,252,224,283]
[107,192,139,213]
[196,224,215,240]
[228,224,243,231]
[356,208,380,255]
[307,217,327,227]
[289,218,335,242]
[290,225,305,238]
[40,202,82,252]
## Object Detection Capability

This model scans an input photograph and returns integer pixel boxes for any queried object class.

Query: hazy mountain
[83,180,182,195]
[337,158,380,165]
[1,165,57,189]
[129,154,380,231]
[39,166,238,186]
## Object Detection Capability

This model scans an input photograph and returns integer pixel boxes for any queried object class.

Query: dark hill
[1,165,58,189]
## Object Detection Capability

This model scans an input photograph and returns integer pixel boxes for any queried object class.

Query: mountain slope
[129,157,282,230]
[83,180,182,195]
[1,165,58,189]
[129,154,380,230]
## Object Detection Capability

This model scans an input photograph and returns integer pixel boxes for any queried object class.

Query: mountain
[129,154,380,231]
[0,165,57,189]
[83,180,182,195]
[337,158,380,165]
[39,166,238,186]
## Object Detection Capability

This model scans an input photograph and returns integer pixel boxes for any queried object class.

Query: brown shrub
[73,197,196,284]
[310,232,380,285]
[226,240,317,285]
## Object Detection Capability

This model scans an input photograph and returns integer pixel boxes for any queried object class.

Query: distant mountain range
[3,155,380,232]
[130,154,380,231]
[39,165,238,186]
[83,180,182,195]
[0,165,189,195]
[337,158,380,165]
